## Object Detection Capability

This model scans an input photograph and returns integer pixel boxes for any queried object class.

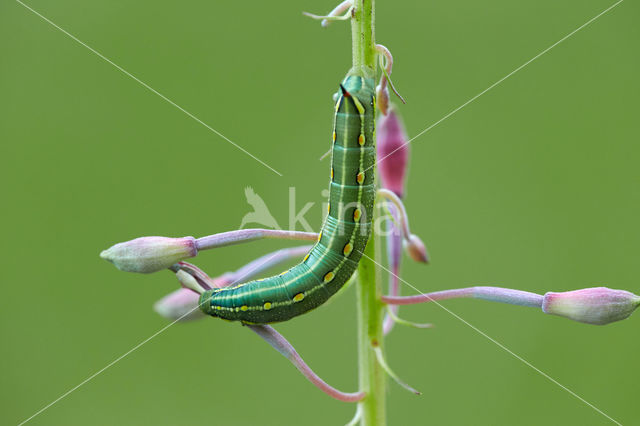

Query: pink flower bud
[542,287,640,325]
[404,234,429,264]
[153,288,204,321]
[100,236,197,273]
[377,109,409,198]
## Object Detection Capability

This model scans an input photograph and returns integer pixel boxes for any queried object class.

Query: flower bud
[542,287,640,325]
[153,288,204,321]
[377,109,409,198]
[376,84,390,116]
[404,234,429,264]
[100,236,197,273]
[175,269,205,294]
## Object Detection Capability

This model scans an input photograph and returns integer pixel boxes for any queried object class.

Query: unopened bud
[542,287,640,325]
[404,234,429,264]
[377,109,409,198]
[100,236,197,273]
[154,288,204,321]
[175,270,205,294]
[376,84,390,116]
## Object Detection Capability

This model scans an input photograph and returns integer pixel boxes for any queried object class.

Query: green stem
[350,0,376,77]
[351,1,383,424]
[357,232,386,425]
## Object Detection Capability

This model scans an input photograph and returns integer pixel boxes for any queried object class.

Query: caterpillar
[199,74,376,324]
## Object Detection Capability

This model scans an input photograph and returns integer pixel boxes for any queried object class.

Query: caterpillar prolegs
[199,75,376,324]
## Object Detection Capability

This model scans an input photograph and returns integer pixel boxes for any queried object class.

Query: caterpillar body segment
[199,75,376,323]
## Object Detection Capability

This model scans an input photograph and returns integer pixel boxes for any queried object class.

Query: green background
[1,0,639,424]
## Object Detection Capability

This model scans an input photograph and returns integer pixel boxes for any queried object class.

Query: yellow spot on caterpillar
[293,293,305,302]
[324,271,335,283]
[358,134,365,146]
[241,305,248,312]
[353,208,362,222]
[263,302,272,310]
[332,131,336,142]
[331,168,334,180]
[318,231,323,241]
[279,270,288,276]
[356,172,365,184]
[327,203,331,213]
[215,305,222,310]
[303,253,310,262]
[343,243,353,256]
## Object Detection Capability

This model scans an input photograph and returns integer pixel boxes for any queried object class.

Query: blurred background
[1,0,639,424]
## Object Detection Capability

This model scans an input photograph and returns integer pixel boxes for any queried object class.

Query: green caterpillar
[199,75,376,324]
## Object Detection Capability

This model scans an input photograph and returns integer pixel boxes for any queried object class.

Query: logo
[239,187,282,230]
[239,186,398,236]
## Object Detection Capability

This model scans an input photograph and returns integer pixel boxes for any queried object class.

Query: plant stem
[357,232,386,425]
[352,1,383,424]
[350,0,376,76]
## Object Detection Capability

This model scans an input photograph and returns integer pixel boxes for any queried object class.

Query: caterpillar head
[337,76,376,109]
